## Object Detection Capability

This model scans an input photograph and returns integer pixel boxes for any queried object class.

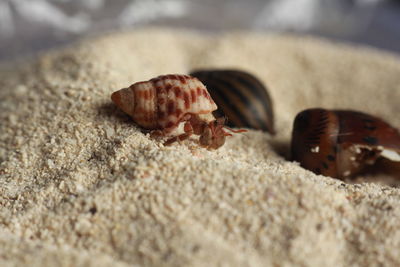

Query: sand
[1,28,400,266]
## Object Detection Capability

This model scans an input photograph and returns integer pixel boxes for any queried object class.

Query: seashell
[111,74,245,150]
[190,69,275,134]
[291,108,400,179]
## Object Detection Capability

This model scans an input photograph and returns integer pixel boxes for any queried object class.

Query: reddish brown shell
[111,74,218,130]
[291,108,400,179]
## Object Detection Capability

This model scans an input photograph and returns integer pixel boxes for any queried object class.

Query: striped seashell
[111,74,244,149]
[291,108,400,179]
[190,69,275,134]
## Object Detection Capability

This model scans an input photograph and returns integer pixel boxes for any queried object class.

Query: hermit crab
[111,74,244,149]
[291,108,400,179]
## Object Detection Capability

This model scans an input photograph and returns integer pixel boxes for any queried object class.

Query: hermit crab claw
[199,117,247,150]
[199,119,227,150]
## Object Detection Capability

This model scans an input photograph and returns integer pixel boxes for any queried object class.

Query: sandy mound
[1,28,400,266]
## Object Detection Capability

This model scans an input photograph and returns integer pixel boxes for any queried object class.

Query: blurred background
[0,0,400,62]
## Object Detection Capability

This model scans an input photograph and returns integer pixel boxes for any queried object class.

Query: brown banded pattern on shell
[291,108,400,179]
[291,108,339,177]
[190,69,275,134]
[111,74,218,130]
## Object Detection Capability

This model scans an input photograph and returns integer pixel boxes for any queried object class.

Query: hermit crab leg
[164,121,194,146]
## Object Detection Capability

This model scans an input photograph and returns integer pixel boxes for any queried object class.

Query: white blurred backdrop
[0,0,399,61]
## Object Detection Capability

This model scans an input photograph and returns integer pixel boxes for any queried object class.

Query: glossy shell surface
[190,69,274,134]
[291,108,400,179]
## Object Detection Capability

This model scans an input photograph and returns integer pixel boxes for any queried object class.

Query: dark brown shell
[190,69,275,134]
[291,108,400,179]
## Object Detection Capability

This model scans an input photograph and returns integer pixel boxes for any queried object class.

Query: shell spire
[111,87,136,118]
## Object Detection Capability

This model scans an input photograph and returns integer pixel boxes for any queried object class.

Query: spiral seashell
[291,108,400,179]
[111,74,244,149]
[190,69,275,134]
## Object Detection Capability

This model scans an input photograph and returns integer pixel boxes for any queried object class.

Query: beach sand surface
[1,29,400,266]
